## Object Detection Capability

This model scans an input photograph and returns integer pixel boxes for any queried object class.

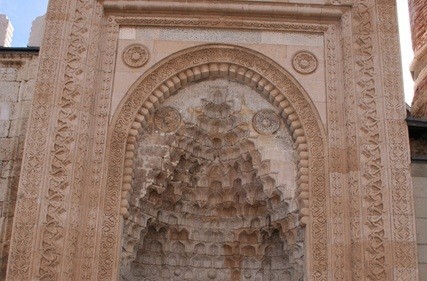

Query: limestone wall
[0,51,38,277]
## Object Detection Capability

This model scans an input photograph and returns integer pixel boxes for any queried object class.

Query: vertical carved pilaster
[6,0,71,279]
[60,1,104,280]
[37,0,103,278]
[326,23,352,280]
[352,0,390,279]
[377,0,418,279]
[76,15,119,281]
[349,0,418,279]
[6,0,104,280]
[342,10,365,281]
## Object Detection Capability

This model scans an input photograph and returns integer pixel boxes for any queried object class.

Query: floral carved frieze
[252,110,280,134]
[114,17,329,33]
[292,51,318,74]
[123,44,150,68]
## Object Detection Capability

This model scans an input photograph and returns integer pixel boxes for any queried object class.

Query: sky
[0,0,416,104]
[0,0,48,47]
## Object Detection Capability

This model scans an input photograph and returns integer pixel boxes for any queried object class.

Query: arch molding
[98,44,328,280]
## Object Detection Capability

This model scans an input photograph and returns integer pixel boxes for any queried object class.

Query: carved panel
[252,110,280,135]
[6,0,71,279]
[114,17,329,33]
[292,51,318,74]
[77,15,120,281]
[325,22,351,280]
[100,45,327,280]
[341,10,365,280]
[123,44,150,68]
[378,1,417,279]
[38,0,102,279]
[154,107,181,132]
[7,2,416,279]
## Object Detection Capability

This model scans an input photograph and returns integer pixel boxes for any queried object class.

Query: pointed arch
[98,44,328,280]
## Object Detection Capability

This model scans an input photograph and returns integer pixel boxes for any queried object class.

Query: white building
[0,14,13,47]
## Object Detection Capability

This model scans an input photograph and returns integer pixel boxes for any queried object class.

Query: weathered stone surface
[409,0,427,52]
[121,80,301,281]
[0,0,422,280]
[409,0,427,117]
[0,51,38,279]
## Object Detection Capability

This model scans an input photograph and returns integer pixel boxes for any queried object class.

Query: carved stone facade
[0,0,420,280]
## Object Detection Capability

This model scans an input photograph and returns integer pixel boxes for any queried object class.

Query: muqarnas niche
[120,80,305,281]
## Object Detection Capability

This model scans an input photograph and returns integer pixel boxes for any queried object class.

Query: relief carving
[377,2,418,278]
[115,17,329,33]
[353,1,387,279]
[252,110,280,135]
[123,44,150,68]
[154,107,181,132]
[6,0,73,279]
[5,2,418,280]
[78,15,120,281]
[101,45,327,280]
[121,84,303,280]
[292,51,317,74]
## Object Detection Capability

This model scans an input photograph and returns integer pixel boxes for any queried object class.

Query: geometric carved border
[98,44,328,280]
[5,1,417,279]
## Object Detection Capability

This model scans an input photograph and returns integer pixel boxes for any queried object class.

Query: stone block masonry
[0,49,38,278]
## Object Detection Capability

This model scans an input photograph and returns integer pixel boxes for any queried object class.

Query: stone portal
[120,80,304,281]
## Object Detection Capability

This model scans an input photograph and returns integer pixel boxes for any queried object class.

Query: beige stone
[0,1,421,280]
[412,162,427,177]
[420,265,427,279]
[413,177,427,198]
[416,218,427,243]
[419,245,427,263]
[0,82,19,102]
[0,138,14,161]
[0,121,9,138]
[415,197,427,214]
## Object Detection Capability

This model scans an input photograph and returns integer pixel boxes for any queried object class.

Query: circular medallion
[252,110,280,135]
[154,107,181,132]
[292,51,318,74]
[123,44,150,68]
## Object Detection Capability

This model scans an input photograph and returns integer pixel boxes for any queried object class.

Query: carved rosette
[154,107,181,132]
[292,51,318,74]
[122,44,149,68]
[253,110,280,134]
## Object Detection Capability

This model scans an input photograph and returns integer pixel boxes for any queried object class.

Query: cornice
[102,1,348,22]
[0,49,39,66]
